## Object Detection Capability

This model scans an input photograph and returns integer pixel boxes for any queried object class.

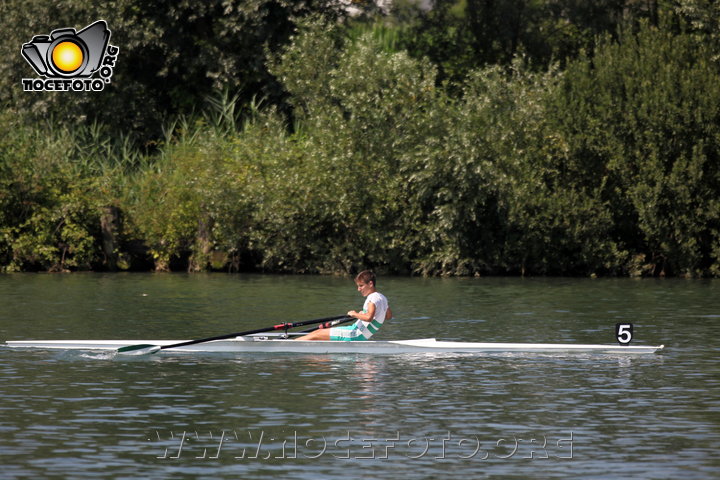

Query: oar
[298,315,356,333]
[117,314,351,355]
[247,316,356,336]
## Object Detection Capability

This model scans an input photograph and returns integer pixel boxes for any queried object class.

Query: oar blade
[117,344,162,355]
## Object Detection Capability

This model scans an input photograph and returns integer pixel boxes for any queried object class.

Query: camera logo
[21,20,119,92]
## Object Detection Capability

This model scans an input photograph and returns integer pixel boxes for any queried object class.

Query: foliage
[549,25,720,276]
[1,4,719,276]
[393,0,668,86]
[0,0,344,143]
[0,113,102,271]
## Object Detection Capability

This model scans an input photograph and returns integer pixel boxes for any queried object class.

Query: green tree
[549,25,720,276]
[396,0,666,85]
[0,113,102,271]
[0,0,344,142]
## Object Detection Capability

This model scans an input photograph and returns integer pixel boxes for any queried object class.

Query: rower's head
[354,270,376,296]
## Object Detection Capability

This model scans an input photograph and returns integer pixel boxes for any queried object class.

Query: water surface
[1,274,718,479]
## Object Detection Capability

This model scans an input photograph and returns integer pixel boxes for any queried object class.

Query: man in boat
[296,270,392,341]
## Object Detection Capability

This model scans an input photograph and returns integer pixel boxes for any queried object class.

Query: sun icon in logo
[51,41,84,73]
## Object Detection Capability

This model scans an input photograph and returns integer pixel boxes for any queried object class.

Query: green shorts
[329,324,369,341]
[329,318,384,341]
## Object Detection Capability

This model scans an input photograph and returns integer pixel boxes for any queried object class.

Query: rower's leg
[295,329,331,341]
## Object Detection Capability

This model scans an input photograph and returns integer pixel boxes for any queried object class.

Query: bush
[1,11,719,277]
[550,25,720,276]
[0,113,101,271]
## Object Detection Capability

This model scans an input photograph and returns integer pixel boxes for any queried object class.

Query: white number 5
[615,323,633,345]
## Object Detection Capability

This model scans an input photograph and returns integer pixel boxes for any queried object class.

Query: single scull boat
[4,336,664,354]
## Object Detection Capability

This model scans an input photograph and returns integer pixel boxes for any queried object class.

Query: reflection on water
[0,274,718,479]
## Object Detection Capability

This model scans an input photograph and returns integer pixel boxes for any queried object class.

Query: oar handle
[299,316,356,333]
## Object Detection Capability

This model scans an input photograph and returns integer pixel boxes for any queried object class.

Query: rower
[296,270,392,341]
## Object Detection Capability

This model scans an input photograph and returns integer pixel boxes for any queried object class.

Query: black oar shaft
[158,314,350,351]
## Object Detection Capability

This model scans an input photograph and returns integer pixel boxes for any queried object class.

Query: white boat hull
[4,338,664,354]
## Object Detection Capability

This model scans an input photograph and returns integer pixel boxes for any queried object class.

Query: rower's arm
[349,303,393,321]
[348,302,376,322]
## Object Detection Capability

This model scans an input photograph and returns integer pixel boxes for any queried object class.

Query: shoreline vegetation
[1,2,719,277]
